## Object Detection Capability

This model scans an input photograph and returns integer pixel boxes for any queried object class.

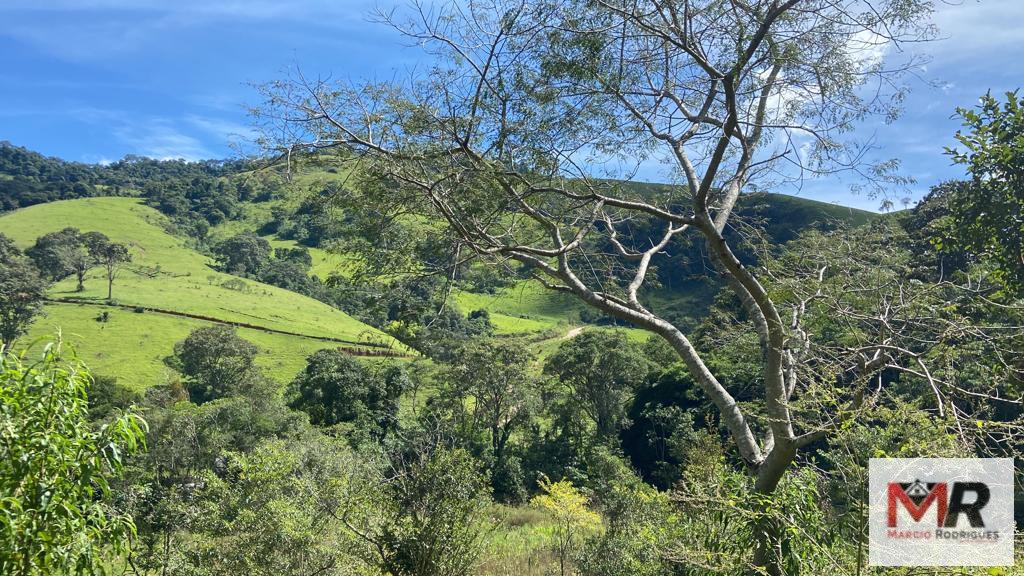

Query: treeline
[0,143,278,240]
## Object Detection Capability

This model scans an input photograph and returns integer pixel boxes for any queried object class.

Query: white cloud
[927,0,1024,62]
[70,107,217,160]
[114,118,214,160]
[185,114,255,141]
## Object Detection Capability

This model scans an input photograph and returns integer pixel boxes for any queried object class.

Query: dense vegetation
[1,3,1023,574]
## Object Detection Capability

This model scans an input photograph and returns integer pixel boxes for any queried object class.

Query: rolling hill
[0,197,410,390]
[0,144,882,388]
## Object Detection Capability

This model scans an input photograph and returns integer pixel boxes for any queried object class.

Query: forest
[2,1,1024,575]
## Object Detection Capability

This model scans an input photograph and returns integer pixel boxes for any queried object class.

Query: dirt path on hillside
[45,298,412,358]
[562,327,585,339]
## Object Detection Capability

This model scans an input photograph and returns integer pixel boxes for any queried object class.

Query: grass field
[1,197,409,389]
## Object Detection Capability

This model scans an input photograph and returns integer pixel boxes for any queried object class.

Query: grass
[478,505,563,576]
[23,302,378,391]
[1,197,410,389]
[455,282,582,335]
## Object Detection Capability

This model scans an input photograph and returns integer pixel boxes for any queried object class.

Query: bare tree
[254,1,944,572]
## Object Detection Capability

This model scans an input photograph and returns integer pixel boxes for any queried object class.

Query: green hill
[0,197,409,389]
[204,173,879,353]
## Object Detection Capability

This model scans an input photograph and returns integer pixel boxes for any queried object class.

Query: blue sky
[1,0,1021,211]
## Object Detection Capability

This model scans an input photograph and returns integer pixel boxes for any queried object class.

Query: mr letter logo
[869,458,1013,566]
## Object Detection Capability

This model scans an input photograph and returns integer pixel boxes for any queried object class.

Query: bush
[0,342,146,575]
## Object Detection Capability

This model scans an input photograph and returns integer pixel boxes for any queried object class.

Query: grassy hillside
[1,197,409,389]
[201,177,878,357]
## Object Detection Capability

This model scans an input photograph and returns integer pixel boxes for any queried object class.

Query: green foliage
[87,375,142,422]
[0,233,22,266]
[173,326,260,404]
[213,232,271,276]
[436,340,538,501]
[544,331,650,439]
[159,439,362,576]
[1,198,405,385]
[0,142,106,211]
[946,91,1024,294]
[287,348,406,433]
[578,478,680,576]
[0,343,146,575]
[621,364,707,489]
[342,445,492,576]
[0,252,46,350]
[26,227,86,282]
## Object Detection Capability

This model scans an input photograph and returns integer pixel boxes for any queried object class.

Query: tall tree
[445,340,537,469]
[0,256,46,351]
[945,91,1024,294]
[257,1,940,572]
[85,235,131,301]
[544,330,648,439]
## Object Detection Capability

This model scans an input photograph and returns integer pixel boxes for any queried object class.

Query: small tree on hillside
[85,235,131,301]
[214,233,272,276]
[25,227,83,283]
[173,325,260,403]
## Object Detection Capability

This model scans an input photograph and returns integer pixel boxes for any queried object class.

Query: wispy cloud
[70,107,218,160]
[928,0,1024,62]
[0,0,376,62]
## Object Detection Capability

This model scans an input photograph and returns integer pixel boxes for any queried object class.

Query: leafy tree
[25,227,83,282]
[258,258,322,297]
[274,246,313,269]
[442,340,537,498]
[578,478,680,576]
[213,232,271,276]
[86,375,142,422]
[531,476,601,576]
[0,233,24,266]
[544,331,648,440]
[0,258,46,351]
[0,342,146,575]
[85,235,130,301]
[165,439,363,576]
[287,349,406,433]
[257,2,937,571]
[173,326,260,404]
[945,91,1024,294]
[343,445,491,576]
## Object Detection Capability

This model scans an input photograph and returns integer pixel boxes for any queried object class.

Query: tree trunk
[750,444,797,576]
[76,271,85,292]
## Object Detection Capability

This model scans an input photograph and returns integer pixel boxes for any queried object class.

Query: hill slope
[1,197,409,389]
